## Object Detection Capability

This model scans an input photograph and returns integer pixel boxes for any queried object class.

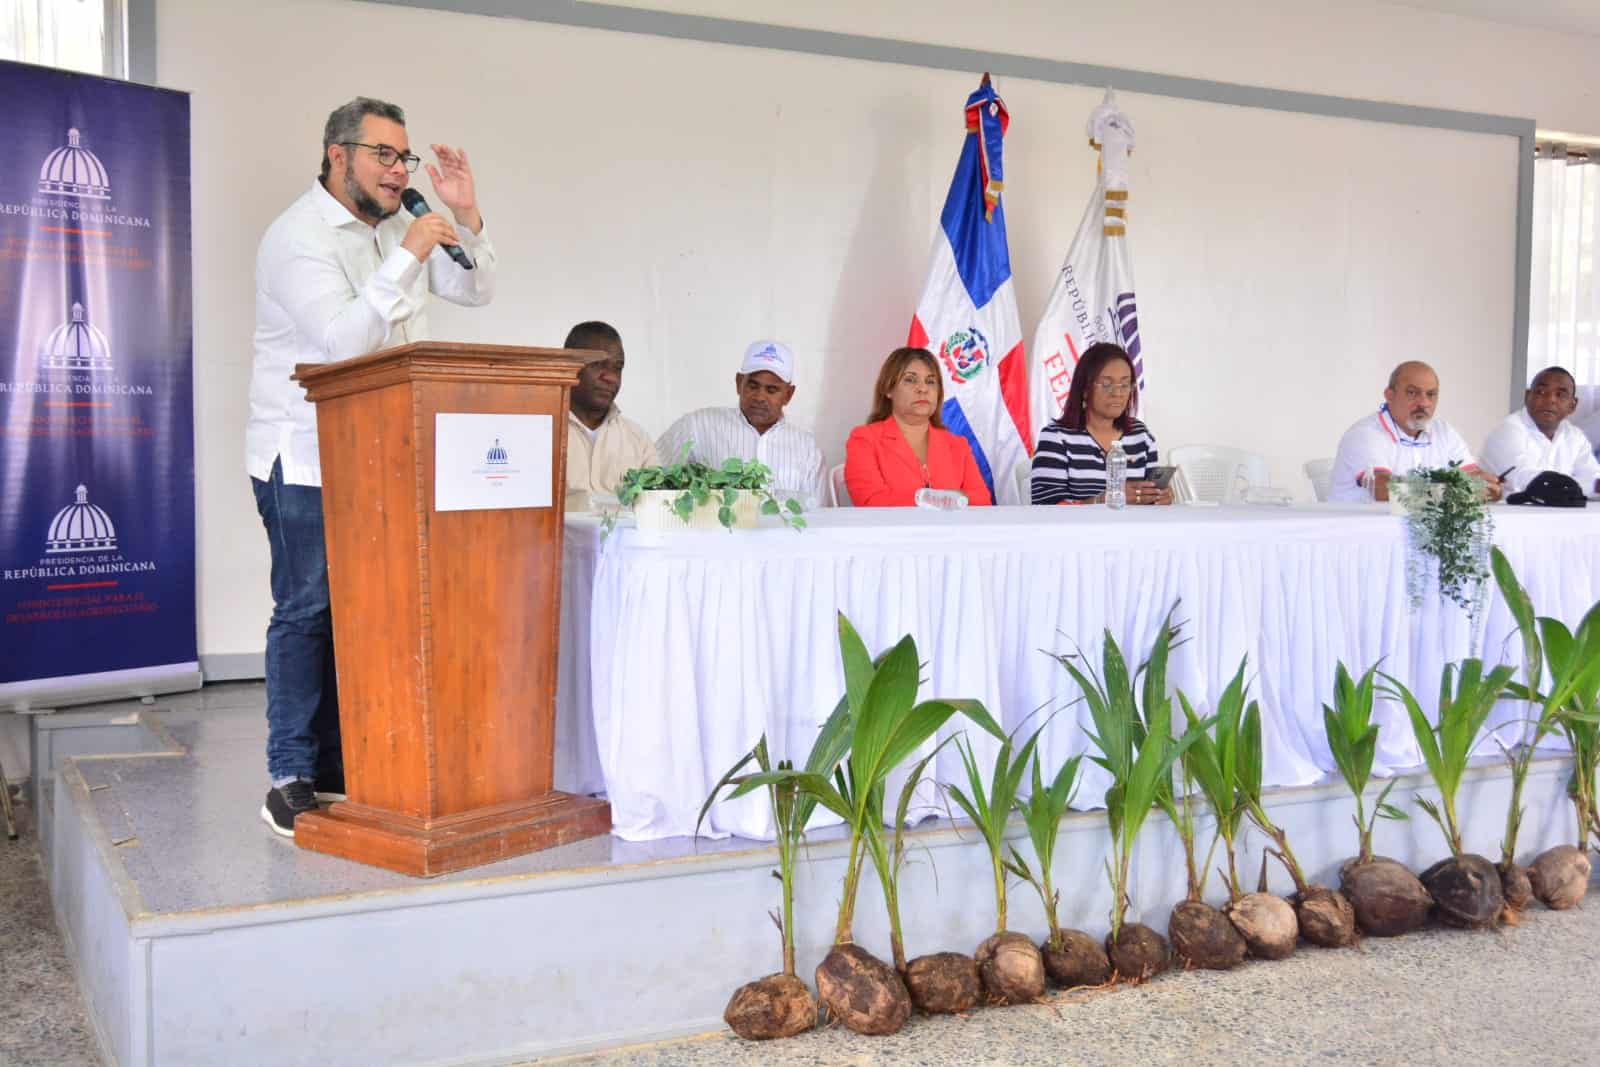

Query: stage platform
[35,684,1593,1066]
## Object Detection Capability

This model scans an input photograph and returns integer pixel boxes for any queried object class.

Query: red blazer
[844,418,994,507]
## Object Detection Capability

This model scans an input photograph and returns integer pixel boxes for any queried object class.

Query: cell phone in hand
[1146,465,1176,490]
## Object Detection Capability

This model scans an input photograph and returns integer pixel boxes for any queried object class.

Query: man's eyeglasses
[1093,380,1134,395]
[341,142,421,173]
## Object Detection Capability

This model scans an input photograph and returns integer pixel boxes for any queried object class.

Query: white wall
[158,0,1592,662]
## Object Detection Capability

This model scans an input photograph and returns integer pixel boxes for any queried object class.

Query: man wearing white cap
[657,340,828,507]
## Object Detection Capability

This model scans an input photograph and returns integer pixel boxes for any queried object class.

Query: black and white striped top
[1030,419,1160,504]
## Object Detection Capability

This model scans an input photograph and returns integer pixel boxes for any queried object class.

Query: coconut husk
[1498,861,1533,912]
[1339,856,1432,937]
[1168,899,1246,970]
[903,952,980,1015]
[1420,854,1503,929]
[1041,929,1112,988]
[724,973,817,1040]
[1104,922,1170,981]
[814,943,911,1036]
[1294,886,1358,948]
[974,931,1046,1004]
[1228,892,1298,959]
[1528,844,1591,911]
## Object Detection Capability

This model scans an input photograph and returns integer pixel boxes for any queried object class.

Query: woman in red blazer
[844,347,994,507]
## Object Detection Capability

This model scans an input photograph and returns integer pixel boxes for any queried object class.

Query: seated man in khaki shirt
[563,320,658,510]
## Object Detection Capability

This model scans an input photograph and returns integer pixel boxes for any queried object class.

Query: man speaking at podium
[245,97,498,837]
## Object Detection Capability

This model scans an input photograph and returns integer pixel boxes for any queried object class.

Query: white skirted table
[554,505,1600,842]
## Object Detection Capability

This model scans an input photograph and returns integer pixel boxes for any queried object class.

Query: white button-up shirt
[1329,405,1477,503]
[246,180,497,486]
[657,407,828,507]
[1480,407,1600,495]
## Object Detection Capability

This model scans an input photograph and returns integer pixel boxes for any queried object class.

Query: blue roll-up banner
[0,60,198,708]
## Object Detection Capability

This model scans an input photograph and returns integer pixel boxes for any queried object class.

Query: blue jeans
[251,458,342,782]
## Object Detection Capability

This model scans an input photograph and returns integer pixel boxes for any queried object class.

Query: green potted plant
[606,447,806,533]
[1388,465,1493,622]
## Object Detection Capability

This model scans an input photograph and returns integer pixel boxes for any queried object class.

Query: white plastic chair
[1169,445,1271,504]
[1303,458,1335,503]
[829,463,852,507]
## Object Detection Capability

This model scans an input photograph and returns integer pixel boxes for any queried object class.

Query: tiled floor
[67,682,829,917]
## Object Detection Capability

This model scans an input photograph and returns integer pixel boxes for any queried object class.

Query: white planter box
[632,488,760,532]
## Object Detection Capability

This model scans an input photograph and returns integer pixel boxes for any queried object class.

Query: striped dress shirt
[1030,419,1159,504]
[657,407,829,508]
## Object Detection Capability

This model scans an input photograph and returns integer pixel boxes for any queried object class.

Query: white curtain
[1529,146,1600,442]
[0,0,112,76]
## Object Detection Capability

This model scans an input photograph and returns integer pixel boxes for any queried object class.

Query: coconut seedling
[948,726,1047,1004]
[700,733,832,1040]
[1385,659,1517,929]
[1321,660,1431,938]
[1007,750,1111,988]
[1053,608,1206,980]
[1492,557,1600,908]
[875,742,981,1015]
[1165,663,1252,970]
[1235,687,1362,951]
[1488,546,1549,910]
[729,614,1004,1036]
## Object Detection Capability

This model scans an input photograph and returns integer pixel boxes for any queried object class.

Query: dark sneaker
[260,780,319,838]
[314,767,346,803]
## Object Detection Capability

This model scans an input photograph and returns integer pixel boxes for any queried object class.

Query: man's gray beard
[345,170,398,221]
[1404,415,1432,434]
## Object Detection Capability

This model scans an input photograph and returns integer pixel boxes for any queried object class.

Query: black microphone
[399,188,475,271]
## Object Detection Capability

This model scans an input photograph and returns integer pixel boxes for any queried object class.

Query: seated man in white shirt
[1480,366,1600,497]
[564,320,658,510]
[1329,360,1502,503]
[655,340,828,507]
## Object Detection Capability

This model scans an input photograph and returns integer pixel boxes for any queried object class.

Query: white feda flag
[1028,91,1143,433]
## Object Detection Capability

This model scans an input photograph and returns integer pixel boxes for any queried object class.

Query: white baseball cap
[738,340,795,384]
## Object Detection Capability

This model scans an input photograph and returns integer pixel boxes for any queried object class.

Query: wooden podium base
[294,793,613,878]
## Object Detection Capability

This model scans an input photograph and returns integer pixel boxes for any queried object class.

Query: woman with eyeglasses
[844,346,993,507]
[1030,341,1171,505]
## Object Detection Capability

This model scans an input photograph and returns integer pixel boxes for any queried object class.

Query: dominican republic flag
[1028,91,1142,433]
[908,74,1032,505]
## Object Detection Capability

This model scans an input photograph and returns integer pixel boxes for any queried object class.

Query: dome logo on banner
[486,438,509,465]
[46,485,118,555]
[938,326,992,385]
[38,128,112,200]
[39,301,113,373]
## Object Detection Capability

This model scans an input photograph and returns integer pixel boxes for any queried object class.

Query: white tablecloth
[555,505,1600,841]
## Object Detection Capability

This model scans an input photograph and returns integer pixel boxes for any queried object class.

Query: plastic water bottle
[1105,438,1128,510]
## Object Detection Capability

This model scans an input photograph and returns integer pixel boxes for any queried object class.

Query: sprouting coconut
[1338,856,1433,937]
[1168,660,1256,969]
[700,736,818,1040]
[1227,853,1299,959]
[1317,659,1414,940]
[1529,844,1591,911]
[1007,747,1112,987]
[1236,676,1356,950]
[1053,606,1204,982]
[1487,550,1552,914]
[1040,929,1113,988]
[882,740,981,1014]
[1387,660,1515,929]
[1487,551,1600,911]
[901,952,981,1015]
[950,727,1048,1004]
[726,616,1005,1036]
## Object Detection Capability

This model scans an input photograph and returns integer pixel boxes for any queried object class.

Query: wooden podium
[289,342,610,877]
